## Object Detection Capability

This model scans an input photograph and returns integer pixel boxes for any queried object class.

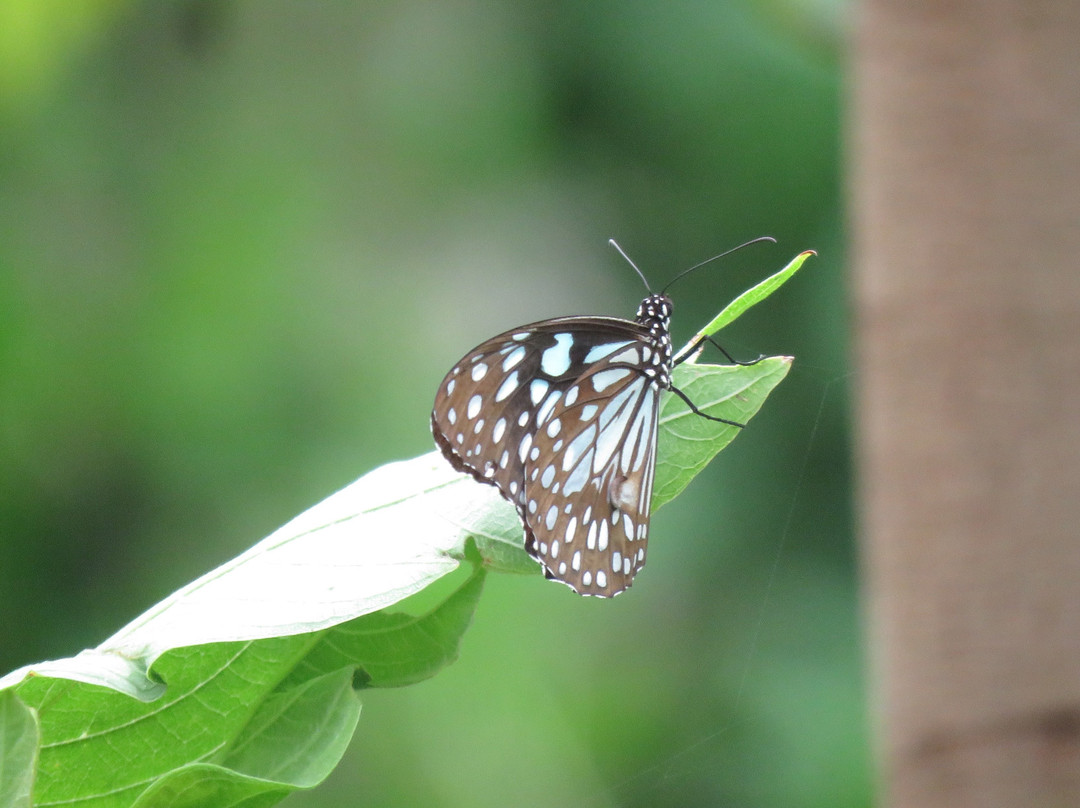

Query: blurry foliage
[0,1,860,806]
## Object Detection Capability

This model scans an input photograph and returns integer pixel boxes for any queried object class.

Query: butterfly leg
[675,334,765,368]
[668,384,745,428]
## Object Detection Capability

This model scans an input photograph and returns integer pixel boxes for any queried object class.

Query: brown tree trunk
[852,2,1080,806]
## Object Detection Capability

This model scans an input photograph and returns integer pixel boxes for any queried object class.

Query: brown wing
[431,318,658,596]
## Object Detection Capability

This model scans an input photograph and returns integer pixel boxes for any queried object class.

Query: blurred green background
[0,1,859,806]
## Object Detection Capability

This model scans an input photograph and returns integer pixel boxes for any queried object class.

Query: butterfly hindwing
[522,351,661,595]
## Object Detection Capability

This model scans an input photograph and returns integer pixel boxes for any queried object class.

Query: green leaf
[277,563,486,690]
[15,638,314,807]
[222,668,362,786]
[675,250,813,361]
[654,357,792,507]
[5,567,483,808]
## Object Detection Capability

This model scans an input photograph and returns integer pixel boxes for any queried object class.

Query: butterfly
[431,240,768,597]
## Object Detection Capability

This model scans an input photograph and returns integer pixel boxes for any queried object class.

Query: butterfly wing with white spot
[432,317,657,596]
[521,344,660,596]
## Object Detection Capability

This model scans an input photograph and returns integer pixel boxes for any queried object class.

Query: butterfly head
[636,293,673,331]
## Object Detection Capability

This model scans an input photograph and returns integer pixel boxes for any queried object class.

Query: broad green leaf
[16,638,316,808]
[7,567,483,808]
[654,357,792,507]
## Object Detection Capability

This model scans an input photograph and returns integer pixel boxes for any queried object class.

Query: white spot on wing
[563,424,597,471]
[536,390,562,424]
[540,334,573,376]
[502,346,526,371]
[608,346,642,364]
[591,368,631,392]
[584,340,634,363]
[630,391,657,473]
[518,433,533,463]
[562,451,592,495]
[593,398,640,473]
[496,371,519,403]
[530,379,549,405]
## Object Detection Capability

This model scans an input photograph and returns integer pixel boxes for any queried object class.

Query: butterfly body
[432,293,676,597]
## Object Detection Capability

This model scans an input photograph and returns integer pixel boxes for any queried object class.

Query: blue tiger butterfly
[432,239,769,596]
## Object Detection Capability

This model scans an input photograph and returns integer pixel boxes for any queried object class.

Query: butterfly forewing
[432,296,675,597]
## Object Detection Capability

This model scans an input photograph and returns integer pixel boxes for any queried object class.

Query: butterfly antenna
[608,238,653,293]
[661,236,776,294]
